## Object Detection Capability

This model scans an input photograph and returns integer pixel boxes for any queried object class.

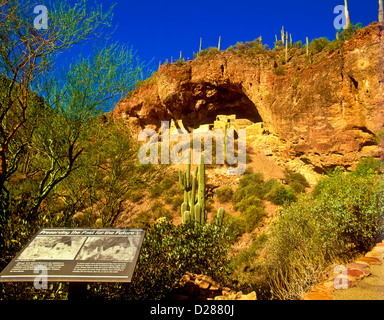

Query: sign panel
[0,228,146,283]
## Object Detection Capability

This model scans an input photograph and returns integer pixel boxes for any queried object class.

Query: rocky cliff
[113,22,384,171]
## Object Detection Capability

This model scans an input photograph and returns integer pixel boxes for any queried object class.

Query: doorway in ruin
[179,84,263,131]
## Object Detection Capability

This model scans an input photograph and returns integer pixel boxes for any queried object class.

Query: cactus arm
[195,203,201,224]
[344,0,350,27]
[190,174,197,219]
[183,211,191,224]
[216,207,225,227]
[186,161,191,188]
[198,153,206,221]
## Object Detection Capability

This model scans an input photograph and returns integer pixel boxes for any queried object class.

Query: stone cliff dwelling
[114,22,384,171]
[170,114,264,137]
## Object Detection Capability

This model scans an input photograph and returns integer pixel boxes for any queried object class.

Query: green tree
[0,0,144,268]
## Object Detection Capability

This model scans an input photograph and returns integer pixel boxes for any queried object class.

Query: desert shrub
[293,40,302,49]
[353,156,383,176]
[265,183,297,205]
[132,201,172,228]
[284,170,309,193]
[215,186,234,203]
[151,200,172,221]
[197,47,220,57]
[242,206,266,232]
[324,39,343,53]
[239,173,264,187]
[223,214,247,239]
[91,219,233,300]
[374,127,384,145]
[288,180,307,194]
[337,22,362,40]
[233,183,264,203]
[132,210,152,228]
[232,174,267,231]
[149,174,177,198]
[234,195,265,232]
[127,188,145,203]
[175,57,185,66]
[229,233,270,296]
[309,37,330,54]
[170,193,185,211]
[245,39,268,56]
[264,165,384,299]
[234,173,265,202]
[234,195,263,213]
[311,169,384,254]
[262,178,280,194]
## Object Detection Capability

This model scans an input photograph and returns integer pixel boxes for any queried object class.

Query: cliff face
[114,23,384,170]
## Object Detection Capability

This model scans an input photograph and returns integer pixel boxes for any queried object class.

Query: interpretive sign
[0,228,146,283]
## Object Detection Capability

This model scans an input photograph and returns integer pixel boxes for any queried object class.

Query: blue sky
[103,0,379,70]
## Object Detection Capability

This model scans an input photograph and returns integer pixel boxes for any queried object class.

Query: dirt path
[303,241,384,300]
[333,258,384,300]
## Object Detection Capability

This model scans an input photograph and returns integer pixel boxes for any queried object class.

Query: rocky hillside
[114,22,384,173]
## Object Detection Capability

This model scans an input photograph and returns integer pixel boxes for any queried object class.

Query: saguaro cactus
[179,153,225,228]
[215,207,225,227]
[197,153,206,221]
[182,211,191,224]
[179,161,192,203]
[178,153,206,224]
[281,26,285,46]
[379,0,383,22]
[285,33,288,63]
[344,0,350,27]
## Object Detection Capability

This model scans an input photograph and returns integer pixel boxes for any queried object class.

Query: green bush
[324,39,343,53]
[232,173,268,232]
[231,173,299,232]
[197,47,220,57]
[337,23,362,41]
[311,170,384,254]
[265,183,297,205]
[216,186,234,203]
[264,166,384,299]
[234,195,265,232]
[105,219,232,300]
[239,173,264,187]
[284,170,309,193]
[234,195,263,212]
[293,40,302,49]
[223,214,247,239]
[309,37,330,54]
[263,178,280,194]
[149,174,177,199]
[354,156,383,176]
[132,210,152,228]
[242,205,266,232]
[233,183,264,204]
[230,233,269,296]
[374,127,384,145]
[132,201,172,228]
[151,200,172,221]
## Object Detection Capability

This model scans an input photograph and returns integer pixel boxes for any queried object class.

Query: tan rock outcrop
[114,23,384,171]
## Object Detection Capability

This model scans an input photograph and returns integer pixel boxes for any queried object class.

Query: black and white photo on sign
[75,237,138,261]
[17,236,87,260]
